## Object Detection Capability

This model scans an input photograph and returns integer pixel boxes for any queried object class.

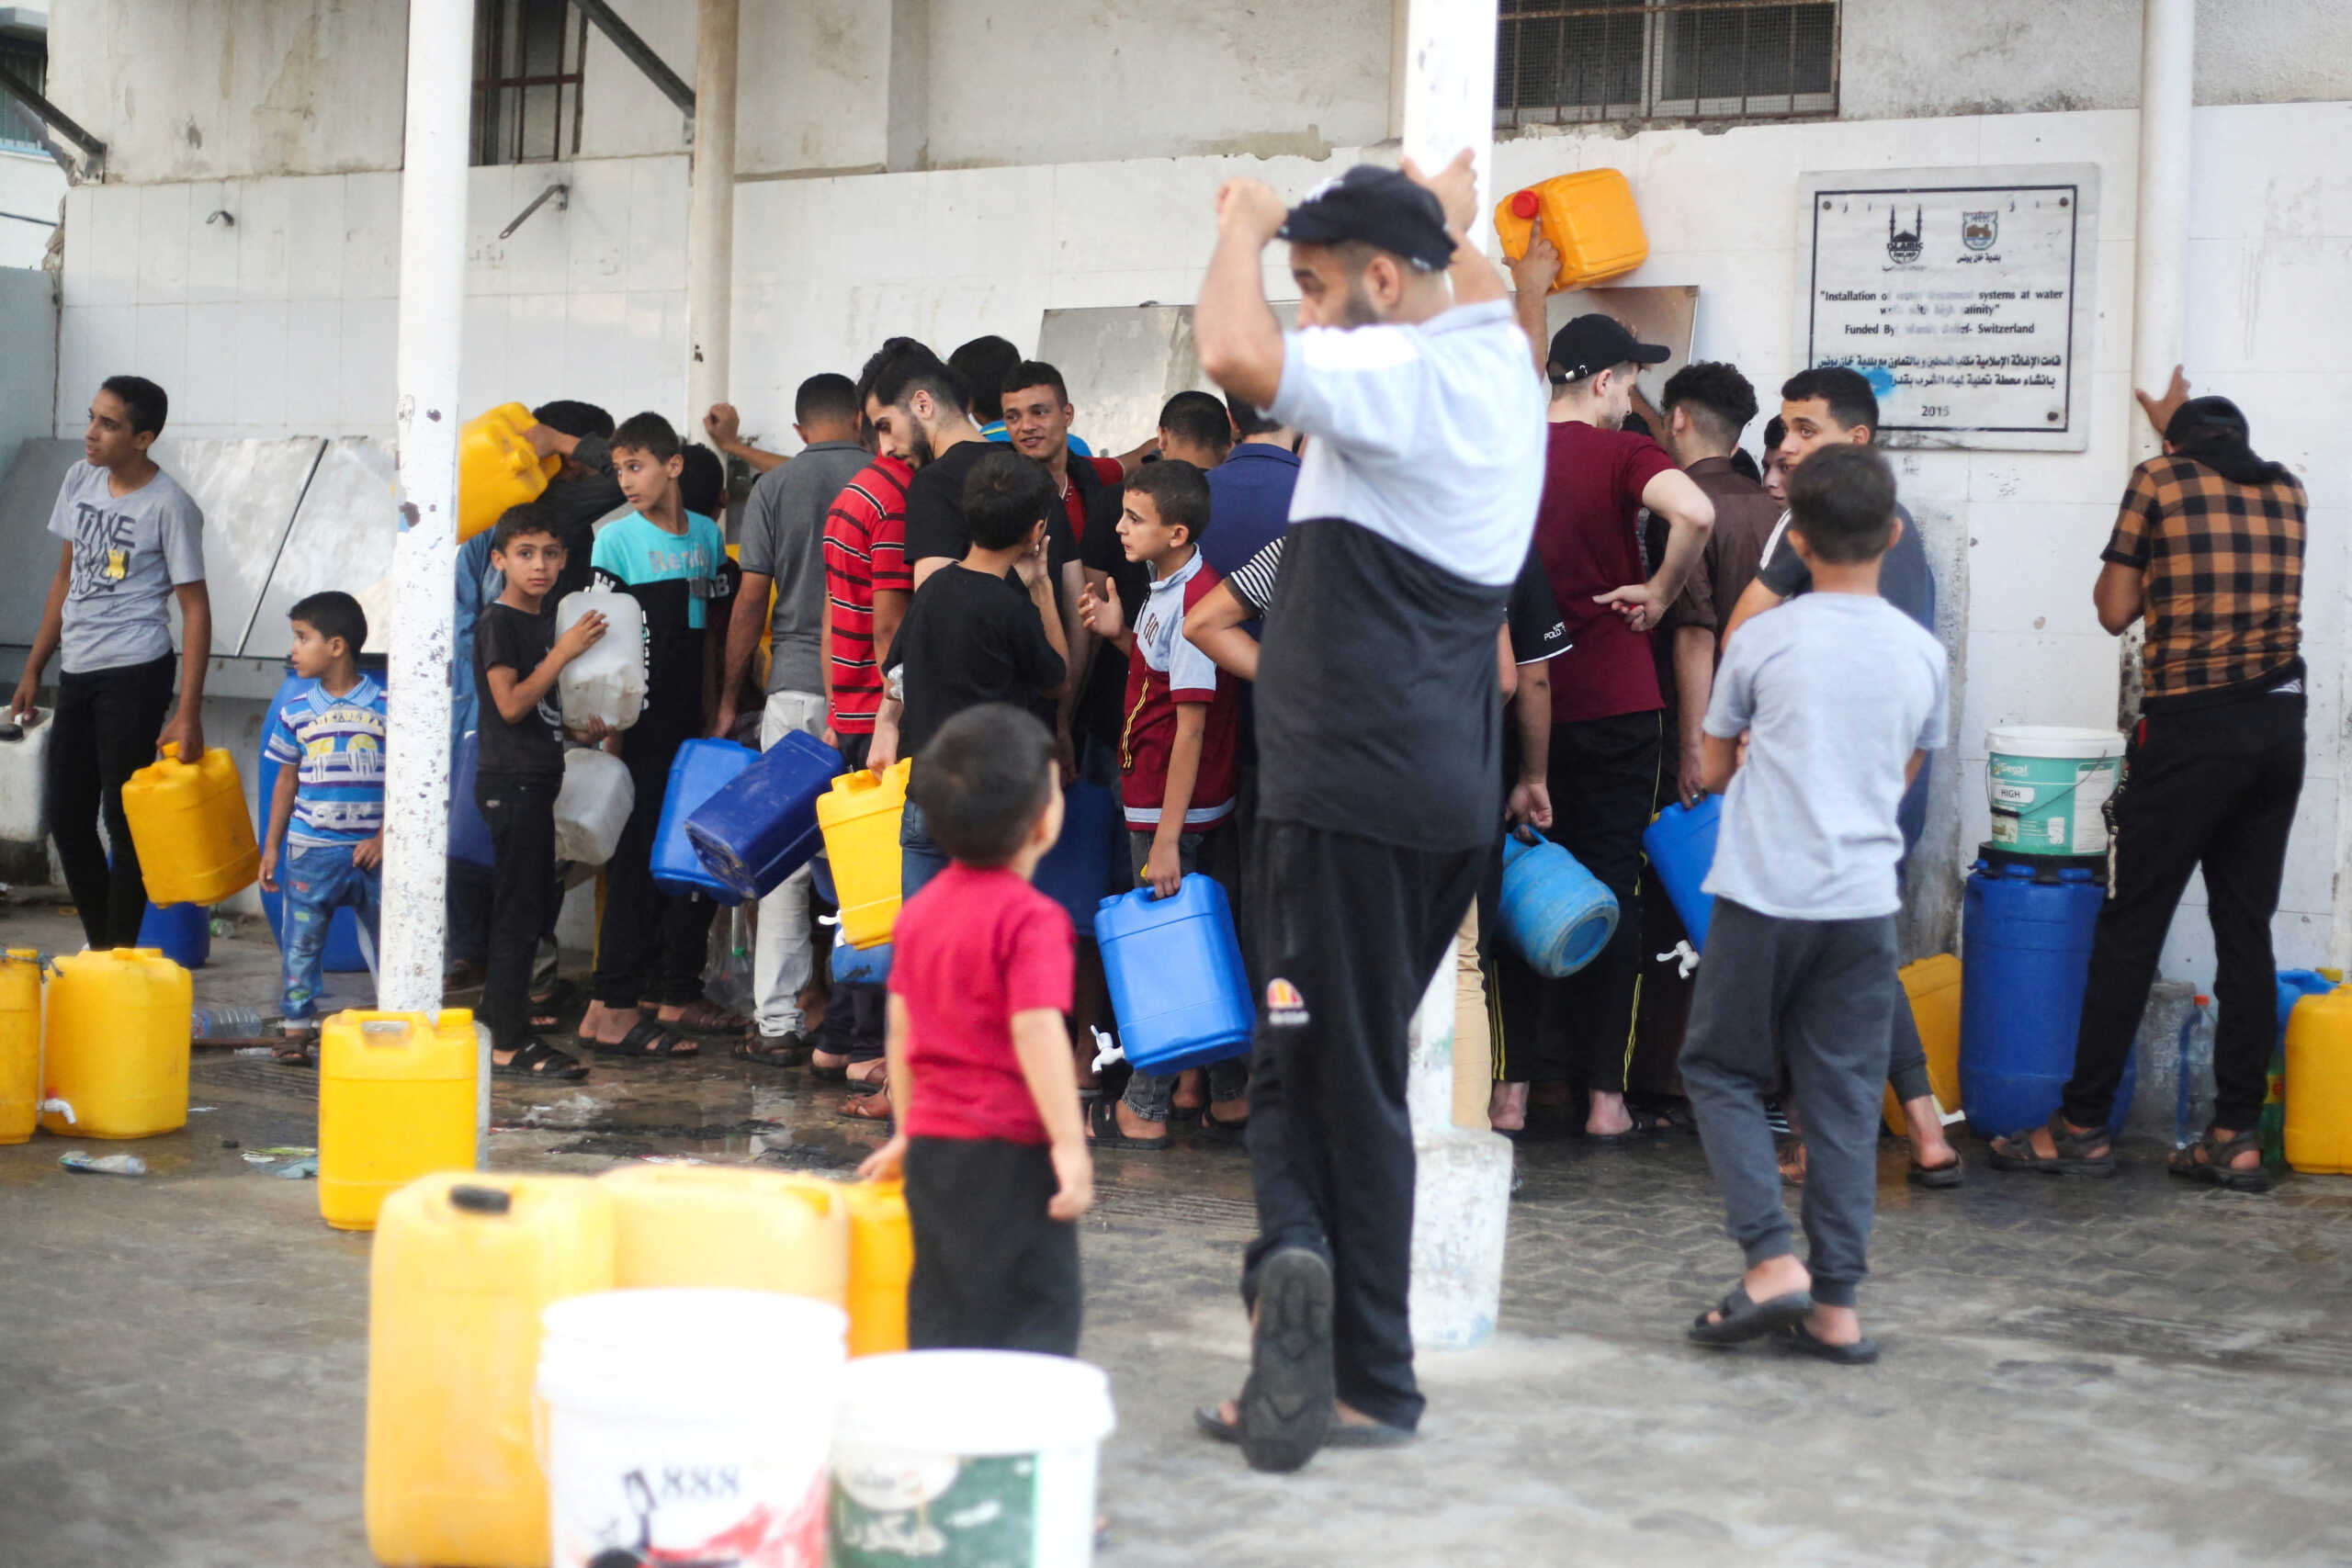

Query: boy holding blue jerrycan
[1679,445,1947,1365]
[860,705,1091,1354]
[259,591,386,1054]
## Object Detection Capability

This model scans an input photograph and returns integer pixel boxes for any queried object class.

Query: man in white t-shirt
[1189,157,1546,1472]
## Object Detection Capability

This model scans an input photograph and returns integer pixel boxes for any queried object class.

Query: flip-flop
[582,1020,698,1058]
[1197,1106,1250,1145]
[1194,1403,1413,1449]
[1907,1156,1964,1189]
[1240,1248,1337,1473]
[841,1090,893,1122]
[492,1038,589,1080]
[1086,1098,1171,1152]
[1687,1283,1815,1347]
[659,1000,754,1036]
[1777,1321,1881,1365]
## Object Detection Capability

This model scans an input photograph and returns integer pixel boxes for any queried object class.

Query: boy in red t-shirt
[858,703,1091,1353]
[1076,459,1245,1150]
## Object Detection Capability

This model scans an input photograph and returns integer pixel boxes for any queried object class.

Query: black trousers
[2063,693,2304,1132]
[48,652,177,950]
[905,1136,1081,1355]
[1241,819,1483,1432]
[593,735,716,1010]
[480,776,558,1054]
[1523,709,1663,1092]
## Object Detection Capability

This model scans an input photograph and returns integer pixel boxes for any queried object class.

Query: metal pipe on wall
[379,0,474,1013]
[2130,0,2194,466]
[685,0,739,430]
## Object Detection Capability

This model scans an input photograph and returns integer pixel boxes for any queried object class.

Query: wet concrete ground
[4,896,2352,1566]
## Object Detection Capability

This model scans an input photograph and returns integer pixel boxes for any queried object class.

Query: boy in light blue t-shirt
[1679,446,1947,1368]
[259,591,386,1052]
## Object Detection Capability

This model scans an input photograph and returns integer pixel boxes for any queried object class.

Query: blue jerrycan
[652,739,758,901]
[138,901,210,970]
[447,730,495,871]
[1497,831,1618,977]
[1094,875,1253,1074]
[684,730,845,900]
[831,940,892,987]
[1642,795,1720,951]
[1960,848,2135,1138]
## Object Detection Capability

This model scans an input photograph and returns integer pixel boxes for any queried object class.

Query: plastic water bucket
[831,1351,1114,1568]
[1497,832,1618,977]
[537,1289,847,1568]
[1986,727,2123,856]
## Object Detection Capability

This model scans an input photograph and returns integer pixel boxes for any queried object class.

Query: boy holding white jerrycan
[1679,445,1947,1365]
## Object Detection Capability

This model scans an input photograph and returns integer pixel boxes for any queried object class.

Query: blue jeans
[279,840,382,1023]
[900,799,953,902]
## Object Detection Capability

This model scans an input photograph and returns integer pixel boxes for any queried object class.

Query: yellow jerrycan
[366,1172,616,1568]
[458,400,560,543]
[320,1010,482,1231]
[0,949,41,1145]
[1493,168,1648,293]
[40,948,190,1139]
[601,1165,851,1303]
[120,743,261,907]
[838,1177,913,1358]
[1883,953,1963,1136]
[2285,988,2352,1174]
[818,758,912,949]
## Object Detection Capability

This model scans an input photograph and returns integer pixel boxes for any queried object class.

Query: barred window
[471,0,587,166]
[1498,0,1839,127]
[0,32,47,153]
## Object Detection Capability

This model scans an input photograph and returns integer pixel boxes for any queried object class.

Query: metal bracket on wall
[0,67,106,177]
[500,182,570,241]
[567,0,695,124]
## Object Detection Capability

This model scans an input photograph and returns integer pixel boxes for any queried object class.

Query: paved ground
[5,896,2351,1567]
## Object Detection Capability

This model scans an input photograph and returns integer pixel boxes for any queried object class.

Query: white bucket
[1984,725,2125,856]
[537,1289,847,1568]
[830,1351,1115,1568]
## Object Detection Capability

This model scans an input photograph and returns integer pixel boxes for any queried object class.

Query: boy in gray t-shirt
[1679,446,1946,1367]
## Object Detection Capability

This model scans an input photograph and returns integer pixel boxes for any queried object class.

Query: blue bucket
[138,901,210,970]
[1498,833,1618,978]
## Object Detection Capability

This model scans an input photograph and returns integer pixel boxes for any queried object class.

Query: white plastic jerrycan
[554,748,633,865]
[0,708,52,847]
[555,590,646,733]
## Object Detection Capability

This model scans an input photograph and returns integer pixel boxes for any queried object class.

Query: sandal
[2167,1125,2273,1193]
[1688,1283,1814,1347]
[582,1020,699,1058]
[1777,1321,1881,1365]
[660,998,753,1036]
[1907,1155,1964,1189]
[1086,1097,1171,1152]
[492,1038,589,1080]
[808,1052,853,1085]
[1988,1112,2117,1179]
[842,1089,893,1122]
[1198,1106,1250,1145]
[733,1032,812,1070]
[273,1034,318,1068]
[1194,1402,1412,1450]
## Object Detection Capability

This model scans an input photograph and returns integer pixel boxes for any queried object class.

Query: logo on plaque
[1886,206,1924,265]
[1962,210,1999,252]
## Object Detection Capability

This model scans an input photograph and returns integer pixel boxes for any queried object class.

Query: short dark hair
[289,590,367,656]
[99,375,168,436]
[1781,367,1879,439]
[795,373,860,427]
[1660,360,1758,446]
[1785,445,1897,564]
[867,343,968,418]
[909,703,1057,868]
[962,448,1056,551]
[1159,390,1233,458]
[610,411,683,462]
[531,400,614,440]
[1125,458,1212,543]
[1762,414,1787,453]
[489,502,563,558]
[948,336,1023,423]
[1227,392,1280,439]
[1000,360,1069,407]
[858,336,937,403]
[678,443,725,517]
[1729,447,1762,483]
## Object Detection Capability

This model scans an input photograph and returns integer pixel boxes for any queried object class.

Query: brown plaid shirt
[2103,454,2305,700]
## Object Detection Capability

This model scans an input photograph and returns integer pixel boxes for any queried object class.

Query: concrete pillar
[379,0,473,1013]
[685,0,738,427]
[1398,0,1512,1353]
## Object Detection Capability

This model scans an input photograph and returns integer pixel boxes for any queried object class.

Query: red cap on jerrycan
[1510,189,1541,220]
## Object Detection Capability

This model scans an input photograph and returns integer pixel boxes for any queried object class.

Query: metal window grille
[0,34,46,152]
[1497,0,1838,127]
[471,0,587,166]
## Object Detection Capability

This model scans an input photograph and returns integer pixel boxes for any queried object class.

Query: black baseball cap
[1277,165,1457,274]
[1546,314,1670,385]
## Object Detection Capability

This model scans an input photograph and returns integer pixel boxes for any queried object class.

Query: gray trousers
[1679,898,1896,1308]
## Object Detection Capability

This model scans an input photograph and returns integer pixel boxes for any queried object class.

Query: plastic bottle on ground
[2174,994,2214,1148]
[192,1006,268,1039]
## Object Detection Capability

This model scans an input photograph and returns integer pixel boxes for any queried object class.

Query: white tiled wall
[55,157,691,441]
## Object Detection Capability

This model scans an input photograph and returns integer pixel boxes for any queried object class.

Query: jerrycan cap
[1510,189,1542,220]
[449,1184,514,1215]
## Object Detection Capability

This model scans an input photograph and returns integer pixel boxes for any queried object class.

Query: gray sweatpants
[1679,898,1896,1308]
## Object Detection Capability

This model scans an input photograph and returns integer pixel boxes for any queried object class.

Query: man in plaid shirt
[1994,376,2308,1192]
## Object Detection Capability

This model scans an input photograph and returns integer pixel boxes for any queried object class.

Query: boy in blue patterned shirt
[259,591,386,1053]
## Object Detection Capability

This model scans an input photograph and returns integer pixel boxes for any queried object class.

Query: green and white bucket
[1986,726,2124,855]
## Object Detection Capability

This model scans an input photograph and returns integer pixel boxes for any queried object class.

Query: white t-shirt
[1702,592,1948,920]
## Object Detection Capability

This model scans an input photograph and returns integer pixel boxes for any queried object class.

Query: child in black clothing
[474,505,609,1080]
